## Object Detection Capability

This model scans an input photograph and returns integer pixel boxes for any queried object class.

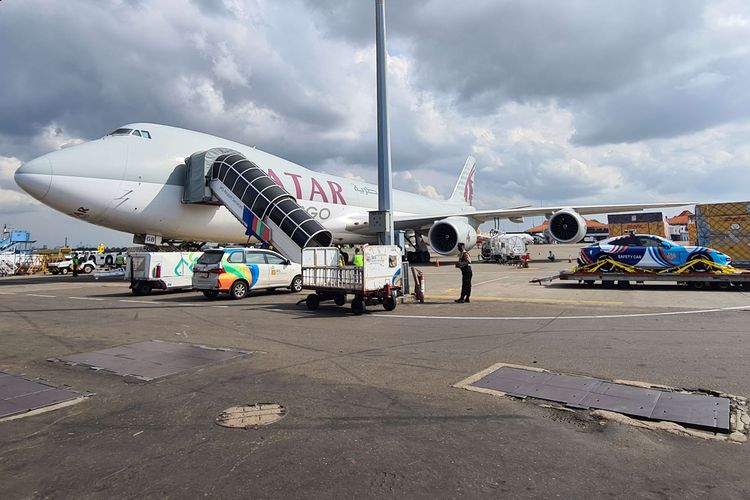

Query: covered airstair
[0,228,36,277]
[183,149,332,261]
[0,228,32,254]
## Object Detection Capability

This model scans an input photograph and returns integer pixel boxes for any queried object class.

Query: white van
[192,248,302,299]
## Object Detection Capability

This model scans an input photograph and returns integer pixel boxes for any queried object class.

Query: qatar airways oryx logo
[266,169,347,205]
[464,165,475,206]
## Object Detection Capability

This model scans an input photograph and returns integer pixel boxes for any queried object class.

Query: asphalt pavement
[1,260,749,499]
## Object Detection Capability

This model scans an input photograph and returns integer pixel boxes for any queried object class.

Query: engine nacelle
[547,208,587,243]
[428,217,478,255]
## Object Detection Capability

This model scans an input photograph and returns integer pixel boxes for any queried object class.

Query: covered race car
[578,234,731,270]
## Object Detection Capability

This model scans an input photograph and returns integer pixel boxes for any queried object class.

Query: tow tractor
[532,256,750,290]
[301,245,404,315]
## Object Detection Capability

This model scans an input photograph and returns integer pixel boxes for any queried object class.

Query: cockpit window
[108,128,133,136]
[106,128,152,139]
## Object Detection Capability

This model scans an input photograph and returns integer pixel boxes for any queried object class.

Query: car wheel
[306,293,320,310]
[82,264,95,274]
[105,255,114,266]
[334,294,346,306]
[60,267,69,275]
[230,280,248,299]
[351,297,364,315]
[202,290,220,299]
[289,275,303,293]
[687,253,712,272]
[596,255,616,272]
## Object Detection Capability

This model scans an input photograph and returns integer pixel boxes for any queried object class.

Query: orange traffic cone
[435,258,440,268]
[568,256,572,263]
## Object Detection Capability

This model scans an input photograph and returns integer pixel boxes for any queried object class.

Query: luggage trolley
[302,246,403,315]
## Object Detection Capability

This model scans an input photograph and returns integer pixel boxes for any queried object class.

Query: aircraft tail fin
[449,156,476,207]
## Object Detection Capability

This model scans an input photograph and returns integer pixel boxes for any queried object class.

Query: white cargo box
[127,251,203,294]
[302,245,402,293]
[302,247,340,268]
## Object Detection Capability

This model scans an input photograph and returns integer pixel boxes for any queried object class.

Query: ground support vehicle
[532,256,750,290]
[192,247,302,299]
[302,246,403,315]
[127,251,202,295]
[478,232,529,263]
[48,257,96,275]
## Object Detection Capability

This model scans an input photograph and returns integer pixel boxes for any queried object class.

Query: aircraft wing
[393,202,693,230]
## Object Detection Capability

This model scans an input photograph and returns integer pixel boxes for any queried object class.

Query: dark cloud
[1,0,750,246]
[572,57,750,145]
[305,0,750,144]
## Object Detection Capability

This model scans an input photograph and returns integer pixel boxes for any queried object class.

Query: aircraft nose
[15,155,53,201]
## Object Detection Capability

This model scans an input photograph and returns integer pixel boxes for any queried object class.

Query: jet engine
[428,217,478,255]
[547,208,587,243]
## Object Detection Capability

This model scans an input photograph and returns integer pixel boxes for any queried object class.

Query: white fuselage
[15,123,475,244]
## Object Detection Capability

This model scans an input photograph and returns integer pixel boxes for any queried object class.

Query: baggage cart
[302,246,403,315]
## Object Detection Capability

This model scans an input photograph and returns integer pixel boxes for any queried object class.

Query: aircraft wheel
[230,280,248,300]
[351,297,364,315]
[306,293,320,310]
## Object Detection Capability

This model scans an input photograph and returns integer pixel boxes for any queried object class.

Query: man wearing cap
[455,243,472,303]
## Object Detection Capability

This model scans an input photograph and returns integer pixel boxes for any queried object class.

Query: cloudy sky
[1,0,750,246]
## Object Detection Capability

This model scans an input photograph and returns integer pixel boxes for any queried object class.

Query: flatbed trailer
[531,256,750,290]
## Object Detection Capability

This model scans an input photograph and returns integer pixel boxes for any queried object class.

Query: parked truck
[126,251,202,295]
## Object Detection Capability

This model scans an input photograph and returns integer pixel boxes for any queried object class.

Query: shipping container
[608,222,667,238]
[687,221,697,244]
[608,212,663,224]
[695,202,750,266]
[694,202,750,218]
[608,212,667,238]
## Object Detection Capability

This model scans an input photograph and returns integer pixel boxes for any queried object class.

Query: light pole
[374,0,394,245]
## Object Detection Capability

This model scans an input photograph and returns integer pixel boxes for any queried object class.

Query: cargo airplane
[15,123,687,259]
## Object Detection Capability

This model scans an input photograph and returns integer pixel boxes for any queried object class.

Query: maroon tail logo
[464,165,476,206]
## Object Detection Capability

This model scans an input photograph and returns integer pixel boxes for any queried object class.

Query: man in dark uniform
[71,253,79,277]
[455,243,472,303]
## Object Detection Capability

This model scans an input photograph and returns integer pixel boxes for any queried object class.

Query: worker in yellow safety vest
[353,247,364,267]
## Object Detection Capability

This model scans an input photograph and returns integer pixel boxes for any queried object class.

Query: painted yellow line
[426,295,623,306]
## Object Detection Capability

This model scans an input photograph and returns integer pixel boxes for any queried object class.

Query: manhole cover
[216,403,287,429]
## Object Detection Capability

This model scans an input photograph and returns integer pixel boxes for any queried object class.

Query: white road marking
[211,305,230,308]
[0,291,14,295]
[69,296,105,301]
[27,294,57,298]
[119,300,159,305]
[374,305,750,321]
[473,276,510,286]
